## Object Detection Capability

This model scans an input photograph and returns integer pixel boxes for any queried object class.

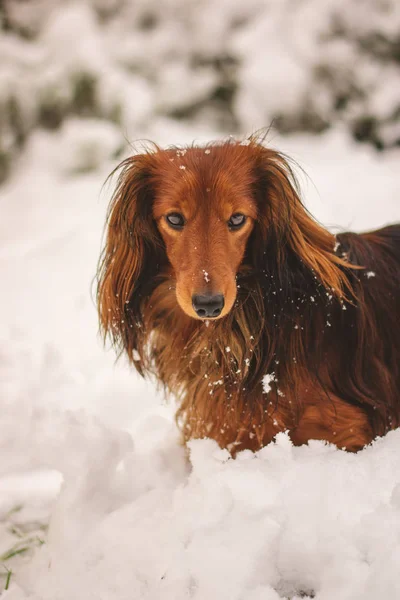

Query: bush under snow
[1,0,400,182]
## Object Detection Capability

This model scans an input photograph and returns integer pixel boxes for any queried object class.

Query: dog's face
[99,140,351,363]
[152,148,257,319]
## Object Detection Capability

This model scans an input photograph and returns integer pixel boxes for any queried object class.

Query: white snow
[263,373,276,394]
[3,403,400,599]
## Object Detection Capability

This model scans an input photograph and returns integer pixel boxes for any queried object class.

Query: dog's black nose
[192,294,225,318]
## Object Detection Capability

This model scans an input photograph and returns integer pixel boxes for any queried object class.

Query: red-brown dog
[97,139,400,454]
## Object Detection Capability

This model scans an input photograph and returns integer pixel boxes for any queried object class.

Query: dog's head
[98,139,350,359]
[151,145,260,319]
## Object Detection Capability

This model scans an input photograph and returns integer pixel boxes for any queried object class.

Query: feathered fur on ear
[250,145,355,299]
[97,152,165,370]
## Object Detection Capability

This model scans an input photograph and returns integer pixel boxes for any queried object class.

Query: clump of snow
[3,402,400,599]
[263,372,276,394]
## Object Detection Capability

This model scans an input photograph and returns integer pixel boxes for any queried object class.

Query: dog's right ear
[97,152,164,370]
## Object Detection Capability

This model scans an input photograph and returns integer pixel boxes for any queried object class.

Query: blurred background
[0,0,399,436]
[1,0,400,178]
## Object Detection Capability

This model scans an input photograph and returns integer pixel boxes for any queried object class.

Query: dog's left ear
[250,145,353,299]
[97,153,164,367]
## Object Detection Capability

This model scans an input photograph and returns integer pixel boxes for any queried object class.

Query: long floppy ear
[250,145,354,299]
[97,152,165,370]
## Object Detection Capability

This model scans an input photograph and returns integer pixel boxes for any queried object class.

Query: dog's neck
[138,261,338,397]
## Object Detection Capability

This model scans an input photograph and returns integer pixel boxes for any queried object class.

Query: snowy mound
[1,404,400,600]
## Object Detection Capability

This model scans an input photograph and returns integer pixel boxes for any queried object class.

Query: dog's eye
[228,213,246,229]
[166,213,185,230]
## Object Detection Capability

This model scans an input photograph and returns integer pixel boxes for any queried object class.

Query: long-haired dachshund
[97,138,400,454]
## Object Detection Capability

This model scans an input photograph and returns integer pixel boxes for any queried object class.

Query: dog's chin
[188,310,227,322]
[182,309,230,322]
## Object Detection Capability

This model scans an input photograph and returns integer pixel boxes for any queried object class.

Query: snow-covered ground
[0,116,399,598]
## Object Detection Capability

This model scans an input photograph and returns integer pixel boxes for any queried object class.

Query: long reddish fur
[97,139,400,454]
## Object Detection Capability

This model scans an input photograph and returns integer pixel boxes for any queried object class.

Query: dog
[97,138,400,455]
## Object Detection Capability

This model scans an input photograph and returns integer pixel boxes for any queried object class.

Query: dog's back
[333,223,400,434]
[338,223,400,266]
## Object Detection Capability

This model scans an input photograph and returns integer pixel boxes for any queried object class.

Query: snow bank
[2,402,400,600]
